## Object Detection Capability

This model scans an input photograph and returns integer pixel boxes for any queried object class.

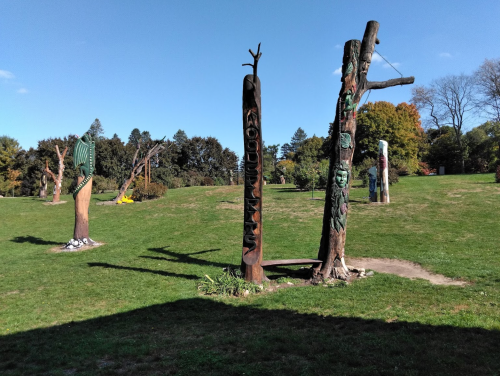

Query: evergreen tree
[88,118,105,140]
[173,129,188,147]
[290,127,308,153]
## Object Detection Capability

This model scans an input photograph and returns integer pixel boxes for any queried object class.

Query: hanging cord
[362,89,372,105]
[374,49,404,78]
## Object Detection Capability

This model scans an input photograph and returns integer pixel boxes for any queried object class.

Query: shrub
[496,165,500,183]
[416,162,437,176]
[92,175,118,194]
[166,177,184,189]
[198,267,262,296]
[214,177,226,186]
[201,176,214,186]
[131,182,168,201]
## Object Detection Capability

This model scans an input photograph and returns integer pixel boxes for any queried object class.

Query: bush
[131,182,168,201]
[214,177,226,186]
[416,162,437,176]
[201,176,214,186]
[496,165,500,183]
[198,267,262,296]
[92,175,118,194]
[355,158,377,187]
[166,177,184,189]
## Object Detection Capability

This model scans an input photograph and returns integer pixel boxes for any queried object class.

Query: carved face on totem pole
[331,161,350,233]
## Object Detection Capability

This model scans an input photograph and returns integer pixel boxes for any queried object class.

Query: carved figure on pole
[241,43,265,284]
[379,140,390,203]
[39,171,48,198]
[66,132,98,249]
[313,21,414,282]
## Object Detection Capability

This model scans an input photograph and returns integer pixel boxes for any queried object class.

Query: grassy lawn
[0,174,499,375]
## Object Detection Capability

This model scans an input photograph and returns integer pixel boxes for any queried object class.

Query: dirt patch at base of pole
[347,257,467,286]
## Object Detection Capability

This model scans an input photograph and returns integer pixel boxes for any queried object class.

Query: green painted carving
[340,133,352,149]
[330,161,350,233]
[343,61,353,77]
[73,133,95,199]
[342,90,358,119]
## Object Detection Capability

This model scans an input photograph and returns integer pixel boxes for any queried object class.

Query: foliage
[293,135,326,164]
[131,182,168,201]
[497,165,500,183]
[424,126,464,174]
[275,160,296,184]
[198,268,262,296]
[201,176,214,186]
[416,162,437,176]
[88,118,104,140]
[262,143,280,183]
[92,175,118,194]
[0,135,22,175]
[354,101,425,173]
[290,127,308,153]
[173,129,188,147]
[464,121,500,173]
[293,160,328,191]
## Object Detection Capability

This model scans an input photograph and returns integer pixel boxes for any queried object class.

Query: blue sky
[1,0,499,157]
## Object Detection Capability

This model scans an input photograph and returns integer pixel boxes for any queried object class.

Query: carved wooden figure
[241,43,265,283]
[66,132,96,249]
[378,140,390,203]
[39,171,48,198]
[313,21,414,281]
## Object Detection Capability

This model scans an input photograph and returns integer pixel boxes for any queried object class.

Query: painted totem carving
[313,21,414,281]
[241,44,265,283]
[378,140,390,203]
[66,132,97,249]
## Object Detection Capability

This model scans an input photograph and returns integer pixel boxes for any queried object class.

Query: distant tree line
[0,122,238,197]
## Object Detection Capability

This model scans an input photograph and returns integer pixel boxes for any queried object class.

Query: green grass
[0,175,499,375]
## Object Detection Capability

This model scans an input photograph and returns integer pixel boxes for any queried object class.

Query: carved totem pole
[66,133,96,249]
[313,21,414,281]
[241,44,265,283]
[368,165,377,202]
[378,140,390,203]
[39,171,48,198]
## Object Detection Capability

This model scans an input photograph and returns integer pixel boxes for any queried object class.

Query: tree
[293,136,326,164]
[290,127,308,153]
[475,58,500,122]
[425,126,463,174]
[315,21,414,282]
[88,118,104,140]
[6,168,21,197]
[263,143,280,182]
[43,145,68,203]
[280,143,293,160]
[173,129,188,147]
[354,101,425,173]
[411,74,477,173]
[464,121,500,172]
[128,128,142,146]
[0,136,22,175]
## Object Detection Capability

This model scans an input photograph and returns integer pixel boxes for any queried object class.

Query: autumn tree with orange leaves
[353,101,426,173]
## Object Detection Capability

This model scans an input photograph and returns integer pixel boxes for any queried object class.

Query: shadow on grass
[10,235,61,245]
[144,247,237,269]
[87,262,199,280]
[1,298,499,375]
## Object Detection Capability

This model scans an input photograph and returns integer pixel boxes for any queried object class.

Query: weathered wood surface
[43,145,68,203]
[241,44,265,284]
[313,21,414,282]
[73,175,92,240]
[378,140,390,203]
[39,171,48,198]
[261,259,322,267]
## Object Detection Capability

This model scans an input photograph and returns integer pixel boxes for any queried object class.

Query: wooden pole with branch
[241,43,265,283]
[43,145,68,203]
[312,21,414,282]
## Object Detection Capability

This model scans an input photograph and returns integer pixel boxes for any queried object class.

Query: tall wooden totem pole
[66,132,97,249]
[313,21,414,281]
[378,140,390,203]
[241,44,265,283]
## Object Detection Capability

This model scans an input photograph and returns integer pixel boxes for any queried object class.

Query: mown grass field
[0,174,499,375]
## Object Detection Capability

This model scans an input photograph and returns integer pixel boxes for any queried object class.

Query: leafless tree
[411,74,477,173]
[475,58,500,122]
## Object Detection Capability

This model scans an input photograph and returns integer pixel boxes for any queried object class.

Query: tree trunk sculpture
[39,171,48,198]
[113,140,166,203]
[43,145,68,203]
[66,133,96,249]
[378,140,390,203]
[313,21,414,282]
[241,44,265,284]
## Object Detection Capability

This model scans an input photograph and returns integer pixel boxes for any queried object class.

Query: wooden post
[368,165,377,202]
[313,21,414,282]
[241,44,265,284]
[73,175,92,240]
[378,140,390,203]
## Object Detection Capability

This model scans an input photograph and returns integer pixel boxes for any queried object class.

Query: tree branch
[242,43,262,82]
[367,76,415,90]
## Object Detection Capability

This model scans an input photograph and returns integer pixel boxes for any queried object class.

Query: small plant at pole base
[197,267,263,296]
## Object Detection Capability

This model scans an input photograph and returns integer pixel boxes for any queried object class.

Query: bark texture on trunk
[313,21,414,282]
[39,171,48,199]
[241,44,265,284]
[73,175,92,240]
[44,145,68,203]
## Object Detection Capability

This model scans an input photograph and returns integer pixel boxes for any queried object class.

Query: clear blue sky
[1,0,499,157]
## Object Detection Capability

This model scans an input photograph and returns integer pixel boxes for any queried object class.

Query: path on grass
[347,258,467,286]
